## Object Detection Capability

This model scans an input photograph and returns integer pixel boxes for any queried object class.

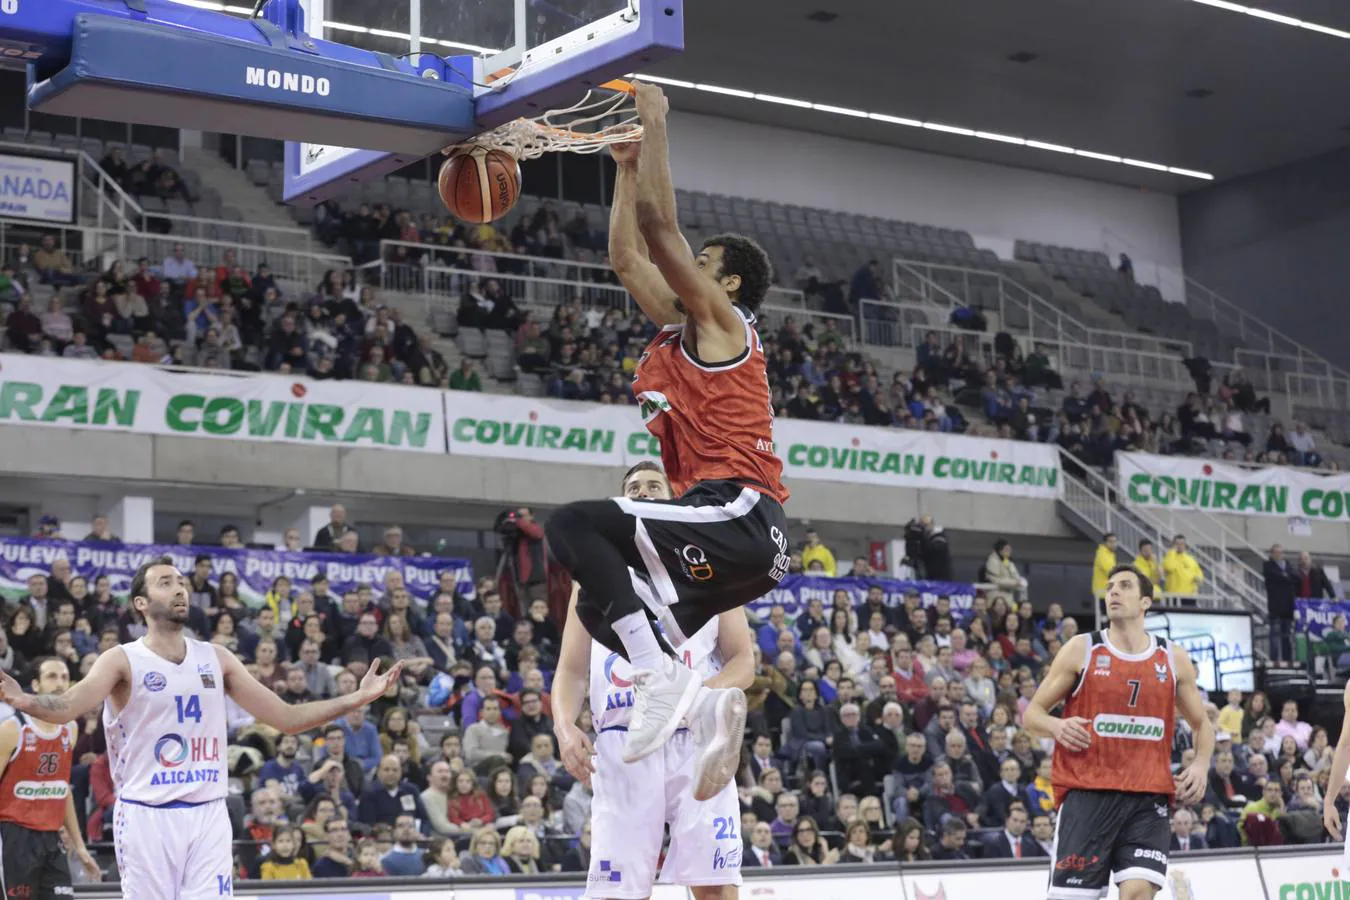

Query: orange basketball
[438,146,521,224]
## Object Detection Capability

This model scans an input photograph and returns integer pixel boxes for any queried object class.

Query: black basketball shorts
[1049,789,1170,899]
[0,821,74,900]
[568,479,789,651]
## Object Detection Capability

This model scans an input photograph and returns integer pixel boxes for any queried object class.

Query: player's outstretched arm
[0,647,127,724]
[704,609,754,690]
[632,83,742,337]
[608,141,681,326]
[1022,634,1091,750]
[553,584,595,786]
[217,646,402,735]
[1170,643,1214,806]
[1324,682,1350,839]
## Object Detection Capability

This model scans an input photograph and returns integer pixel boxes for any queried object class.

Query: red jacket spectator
[893,651,929,705]
[446,788,495,826]
[87,753,115,842]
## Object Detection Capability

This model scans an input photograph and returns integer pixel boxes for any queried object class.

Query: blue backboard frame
[282,0,683,205]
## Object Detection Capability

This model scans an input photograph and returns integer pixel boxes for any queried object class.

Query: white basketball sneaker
[689,686,747,802]
[623,654,703,763]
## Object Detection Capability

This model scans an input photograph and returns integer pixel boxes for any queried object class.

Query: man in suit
[1206,748,1252,810]
[747,734,776,784]
[931,819,969,861]
[1169,808,1207,852]
[1029,813,1053,857]
[832,702,888,795]
[978,757,1025,827]
[1297,550,1336,600]
[313,503,351,550]
[742,821,780,867]
[1263,544,1299,662]
[983,805,1039,859]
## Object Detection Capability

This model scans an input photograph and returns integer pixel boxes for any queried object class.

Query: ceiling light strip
[1182,0,1350,41]
[632,73,1212,180]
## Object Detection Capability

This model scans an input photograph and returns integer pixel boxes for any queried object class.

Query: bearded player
[554,462,751,900]
[544,82,789,789]
[0,657,102,897]
[1025,566,1213,900]
[0,556,402,899]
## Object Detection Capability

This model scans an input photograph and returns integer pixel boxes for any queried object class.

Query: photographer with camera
[494,506,548,608]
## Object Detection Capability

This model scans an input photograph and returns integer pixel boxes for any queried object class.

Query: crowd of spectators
[1,236,473,391]
[0,520,1342,886]
[97,146,197,214]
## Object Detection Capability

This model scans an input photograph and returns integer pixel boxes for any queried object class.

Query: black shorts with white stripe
[564,479,789,654]
[0,821,73,900]
[1049,789,1170,900]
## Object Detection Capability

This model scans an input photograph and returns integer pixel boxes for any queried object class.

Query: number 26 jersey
[103,637,229,805]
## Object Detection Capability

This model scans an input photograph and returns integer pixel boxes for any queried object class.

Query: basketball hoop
[446,79,641,161]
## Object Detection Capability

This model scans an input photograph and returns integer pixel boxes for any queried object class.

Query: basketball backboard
[283,0,682,203]
[2,0,680,202]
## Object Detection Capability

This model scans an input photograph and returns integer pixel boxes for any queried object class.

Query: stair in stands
[182,148,313,254]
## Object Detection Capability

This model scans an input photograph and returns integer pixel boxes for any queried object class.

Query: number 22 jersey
[103,637,229,805]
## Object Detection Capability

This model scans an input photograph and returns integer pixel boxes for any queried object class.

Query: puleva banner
[750,575,978,620]
[1117,451,1350,521]
[1294,597,1350,639]
[0,538,474,607]
[445,393,1063,499]
[0,355,446,453]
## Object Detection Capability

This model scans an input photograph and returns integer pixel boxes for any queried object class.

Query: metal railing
[1059,448,1268,627]
[78,227,350,289]
[376,239,808,308]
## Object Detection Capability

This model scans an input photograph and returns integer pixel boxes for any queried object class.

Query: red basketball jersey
[1052,631,1177,802]
[633,308,789,504]
[0,719,76,832]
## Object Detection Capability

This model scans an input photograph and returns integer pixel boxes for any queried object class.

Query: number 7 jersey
[1052,631,1177,802]
[103,637,229,805]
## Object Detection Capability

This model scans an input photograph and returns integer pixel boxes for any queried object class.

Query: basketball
[438,145,521,223]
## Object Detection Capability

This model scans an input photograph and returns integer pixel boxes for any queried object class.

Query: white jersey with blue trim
[103,637,229,805]
[589,616,724,732]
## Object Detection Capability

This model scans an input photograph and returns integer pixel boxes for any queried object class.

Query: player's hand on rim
[1325,795,1344,841]
[1173,760,1206,806]
[609,140,641,165]
[1053,716,1092,752]
[632,81,668,122]
[555,723,596,787]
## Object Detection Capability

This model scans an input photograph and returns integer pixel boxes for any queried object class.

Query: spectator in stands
[1091,533,1117,599]
[0,261,26,303]
[1263,545,1299,663]
[373,525,415,557]
[1288,422,1319,466]
[359,754,430,827]
[1170,808,1206,851]
[312,504,349,551]
[459,827,508,875]
[1132,539,1162,588]
[985,804,1039,858]
[161,244,198,288]
[931,818,969,861]
[312,818,355,877]
[781,817,838,866]
[266,314,307,370]
[5,295,42,352]
[449,358,482,391]
[983,540,1026,607]
[1274,699,1312,750]
[1296,550,1335,601]
[464,696,511,774]
[40,295,73,348]
[800,529,836,576]
[1163,535,1204,600]
[33,235,80,286]
[1240,779,1285,845]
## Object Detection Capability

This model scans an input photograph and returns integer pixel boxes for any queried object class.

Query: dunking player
[554,462,750,900]
[0,657,102,897]
[0,556,402,899]
[544,81,789,789]
[1024,565,1212,900]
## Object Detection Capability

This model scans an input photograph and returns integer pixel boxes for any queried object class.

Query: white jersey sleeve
[589,616,725,732]
[103,637,229,805]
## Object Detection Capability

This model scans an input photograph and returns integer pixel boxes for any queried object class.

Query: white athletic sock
[615,611,666,670]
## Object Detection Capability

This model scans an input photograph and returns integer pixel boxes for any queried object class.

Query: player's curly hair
[702,233,773,311]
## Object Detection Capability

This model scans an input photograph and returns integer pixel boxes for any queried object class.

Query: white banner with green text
[445,393,1062,498]
[0,356,446,453]
[1117,452,1350,520]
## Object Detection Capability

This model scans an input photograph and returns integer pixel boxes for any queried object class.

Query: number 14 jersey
[103,637,228,805]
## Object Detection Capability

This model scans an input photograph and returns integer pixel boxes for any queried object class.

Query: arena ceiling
[646,0,1350,192]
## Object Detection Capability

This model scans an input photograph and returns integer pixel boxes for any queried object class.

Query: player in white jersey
[1321,679,1350,862]
[555,462,752,900]
[0,555,403,900]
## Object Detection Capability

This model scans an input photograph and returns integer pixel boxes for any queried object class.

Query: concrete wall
[1149,509,1350,560]
[0,427,1074,538]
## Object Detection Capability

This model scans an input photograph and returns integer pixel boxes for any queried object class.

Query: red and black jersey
[633,306,788,504]
[0,719,76,832]
[1053,631,1177,803]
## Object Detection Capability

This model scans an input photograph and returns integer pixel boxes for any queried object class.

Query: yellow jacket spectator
[1091,533,1118,597]
[260,827,313,880]
[800,528,837,577]
[1132,539,1162,589]
[1163,536,1205,597]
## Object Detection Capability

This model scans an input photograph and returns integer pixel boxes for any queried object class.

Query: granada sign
[446,393,1062,499]
[1117,452,1350,521]
[0,355,445,453]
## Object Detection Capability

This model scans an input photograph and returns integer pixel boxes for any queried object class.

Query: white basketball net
[445,84,641,161]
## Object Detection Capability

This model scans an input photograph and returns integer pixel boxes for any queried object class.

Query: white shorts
[114,798,234,900]
[587,728,742,900]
